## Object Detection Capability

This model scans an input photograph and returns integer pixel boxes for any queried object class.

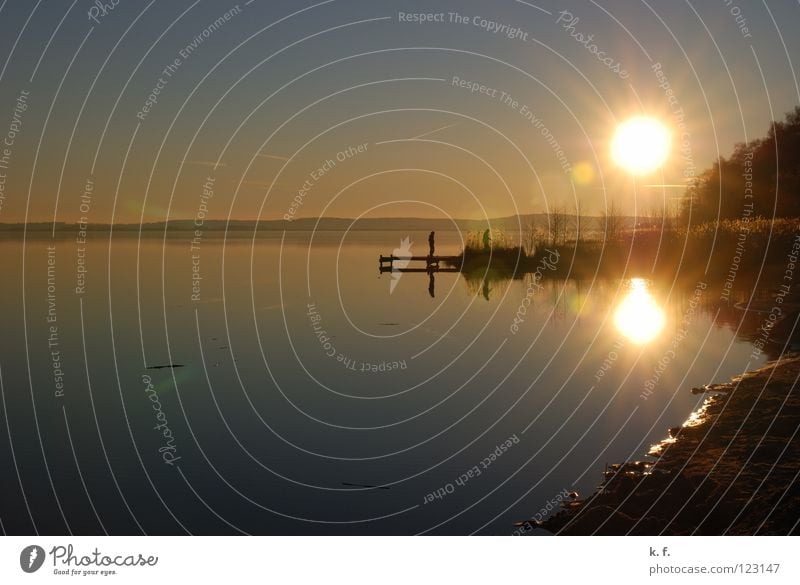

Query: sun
[611,116,671,175]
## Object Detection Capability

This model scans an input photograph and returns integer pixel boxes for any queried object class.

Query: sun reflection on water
[613,278,666,344]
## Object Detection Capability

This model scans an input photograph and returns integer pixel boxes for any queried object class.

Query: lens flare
[571,161,595,185]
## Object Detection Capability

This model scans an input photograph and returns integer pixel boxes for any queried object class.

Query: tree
[524,220,537,256]
[547,205,568,246]
[600,199,624,242]
[682,106,800,222]
[647,201,673,233]
[575,198,583,243]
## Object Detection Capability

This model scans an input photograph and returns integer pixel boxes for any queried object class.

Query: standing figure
[482,228,491,252]
[428,231,435,257]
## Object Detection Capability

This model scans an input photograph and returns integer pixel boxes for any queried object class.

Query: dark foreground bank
[539,353,800,535]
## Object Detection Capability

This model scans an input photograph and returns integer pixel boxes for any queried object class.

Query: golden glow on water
[613,278,666,344]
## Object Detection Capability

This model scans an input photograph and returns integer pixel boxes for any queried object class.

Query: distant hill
[0,214,638,233]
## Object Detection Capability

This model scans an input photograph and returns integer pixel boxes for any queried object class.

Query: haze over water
[0,230,763,534]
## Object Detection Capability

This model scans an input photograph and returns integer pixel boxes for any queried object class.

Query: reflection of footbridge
[378,254,461,274]
[378,253,463,299]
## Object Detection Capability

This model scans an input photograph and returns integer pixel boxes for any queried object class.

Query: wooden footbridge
[378,254,461,274]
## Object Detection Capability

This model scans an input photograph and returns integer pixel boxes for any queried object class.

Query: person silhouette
[428,231,435,257]
[482,228,491,252]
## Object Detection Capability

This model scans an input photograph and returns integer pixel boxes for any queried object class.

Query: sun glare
[613,278,666,344]
[611,116,671,175]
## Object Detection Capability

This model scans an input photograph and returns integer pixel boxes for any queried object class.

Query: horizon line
[0,212,645,228]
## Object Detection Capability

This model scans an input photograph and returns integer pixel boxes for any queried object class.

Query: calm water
[0,230,764,535]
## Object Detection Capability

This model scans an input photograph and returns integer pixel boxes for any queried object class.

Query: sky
[0,0,798,223]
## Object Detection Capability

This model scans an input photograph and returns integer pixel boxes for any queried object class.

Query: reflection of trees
[461,267,517,300]
[715,290,800,359]
[461,265,797,355]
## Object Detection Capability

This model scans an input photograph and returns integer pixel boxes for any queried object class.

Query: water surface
[0,230,764,534]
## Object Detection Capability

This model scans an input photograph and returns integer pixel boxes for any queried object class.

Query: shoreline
[539,352,800,535]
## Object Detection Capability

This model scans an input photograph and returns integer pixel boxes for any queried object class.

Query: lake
[0,229,764,534]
